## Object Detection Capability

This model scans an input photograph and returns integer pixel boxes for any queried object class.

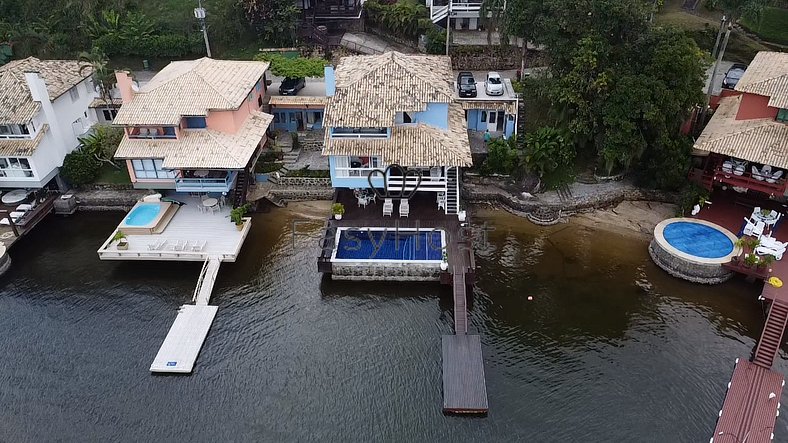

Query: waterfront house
[691,51,788,199]
[454,76,518,155]
[321,51,472,215]
[0,57,97,189]
[112,57,274,205]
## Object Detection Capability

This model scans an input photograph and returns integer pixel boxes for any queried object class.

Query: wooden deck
[0,194,57,249]
[442,335,488,414]
[150,305,218,373]
[712,359,784,443]
[453,269,468,335]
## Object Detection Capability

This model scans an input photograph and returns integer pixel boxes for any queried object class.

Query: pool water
[124,204,161,227]
[663,222,734,258]
[335,229,443,260]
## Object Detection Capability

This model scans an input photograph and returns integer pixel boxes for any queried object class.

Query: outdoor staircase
[446,167,459,215]
[752,300,788,369]
[282,149,301,165]
[431,4,449,22]
[232,171,249,207]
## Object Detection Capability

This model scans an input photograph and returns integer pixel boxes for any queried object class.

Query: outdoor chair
[743,217,766,238]
[191,240,207,252]
[752,166,765,181]
[383,199,393,217]
[766,170,784,184]
[722,161,734,174]
[399,199,410,217]
[756,245,785,261]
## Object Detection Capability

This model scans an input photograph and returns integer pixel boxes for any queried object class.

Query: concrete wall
[736,93,778,120]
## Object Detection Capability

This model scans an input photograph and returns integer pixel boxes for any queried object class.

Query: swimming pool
[333,228,445,262]
[662,221,734,259]
[125,203,162,226]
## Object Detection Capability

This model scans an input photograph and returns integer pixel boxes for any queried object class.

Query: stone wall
[298,130,325,151]
[74,189,149,211]
[271,189,334,201]
[648,239,733,284]
[276,177,332,188]
[449,45,521,71]
[77,183,135,191]
[331,262,441,281]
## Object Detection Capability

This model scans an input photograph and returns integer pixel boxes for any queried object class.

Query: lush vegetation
[255,162,284,174]
[740,6,788,45]
[522,127,574,178]
[364,0,445,52]
[254,53,326,78]
[61,150,101,186]
[241,0,300,45]
[481,137,518,176]
[285,167,331,178]
[77,125,125,170]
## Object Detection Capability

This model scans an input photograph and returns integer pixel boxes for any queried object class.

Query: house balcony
[174,170,237,193]
[429,0,483,22]
[692,165,788,197]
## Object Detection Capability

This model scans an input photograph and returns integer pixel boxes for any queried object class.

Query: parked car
[279,77,306,95]
[722,64,747,90]
[456,71,477,97]
[485,72,504,96]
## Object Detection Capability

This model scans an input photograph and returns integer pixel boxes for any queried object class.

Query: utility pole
[445,3,452,56]
[699,15,730,130]
[194,0,212,58]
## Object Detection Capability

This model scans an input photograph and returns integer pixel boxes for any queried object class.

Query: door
[486,110,497,132]
[496,111,505,131]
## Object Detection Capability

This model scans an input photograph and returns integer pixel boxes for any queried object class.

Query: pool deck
[96,196,251,262]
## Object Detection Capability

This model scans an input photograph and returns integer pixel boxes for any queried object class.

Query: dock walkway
[442,334,488,414]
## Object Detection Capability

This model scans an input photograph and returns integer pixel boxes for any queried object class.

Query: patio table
[753,210,780,226]
[194,170,209,178]
[202,198,218,208]
[1,189,28,205]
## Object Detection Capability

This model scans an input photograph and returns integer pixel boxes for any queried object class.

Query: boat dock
[150,256,223,373]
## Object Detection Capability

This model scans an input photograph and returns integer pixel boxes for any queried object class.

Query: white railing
[387,176,447,192]
[0,134,34,140]
[431,4,449,21]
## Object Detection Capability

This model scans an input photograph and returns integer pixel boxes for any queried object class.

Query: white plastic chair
[399,199,409,217]
[766,170,784,184]
[383,199,393,217]
[752,165,764,181]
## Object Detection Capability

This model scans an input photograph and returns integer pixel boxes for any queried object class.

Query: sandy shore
[572,200,676,239]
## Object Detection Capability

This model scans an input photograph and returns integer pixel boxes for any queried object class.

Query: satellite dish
[131,82,140,92]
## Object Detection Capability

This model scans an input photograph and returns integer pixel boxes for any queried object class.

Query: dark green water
[0,206,785,441]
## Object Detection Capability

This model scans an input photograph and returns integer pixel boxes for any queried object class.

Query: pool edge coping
[653,217,741,265]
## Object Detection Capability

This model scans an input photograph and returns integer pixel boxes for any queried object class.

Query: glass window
[162,127,176,136]
[0,157,34,178]
[132,158,175,179]
[273,114,280,123]
[777,108,788,123]
[69,87,79,102]
[183,116,207,129]
[481,111,487,123]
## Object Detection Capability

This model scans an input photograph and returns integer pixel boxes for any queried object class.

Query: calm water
[0,206,786,441]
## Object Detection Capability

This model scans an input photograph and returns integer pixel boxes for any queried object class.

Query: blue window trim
[183,116,207,129]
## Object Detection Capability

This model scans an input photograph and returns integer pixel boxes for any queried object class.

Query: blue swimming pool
[124,203,162,227]
[663,221,734,258]
[334,229,444,261]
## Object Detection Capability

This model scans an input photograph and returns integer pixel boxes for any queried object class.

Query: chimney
[115,71,136,104]
[324,66,336,97]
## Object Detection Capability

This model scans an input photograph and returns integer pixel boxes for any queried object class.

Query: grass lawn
[740,7,788,46]
[95,164,131,184]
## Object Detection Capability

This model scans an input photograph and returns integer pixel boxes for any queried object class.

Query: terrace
[174,170,238,193]
[97,194,251,262]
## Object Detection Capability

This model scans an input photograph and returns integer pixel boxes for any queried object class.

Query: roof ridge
[192,58,237,106]
[389,53,453,101]
[740,73,788,95]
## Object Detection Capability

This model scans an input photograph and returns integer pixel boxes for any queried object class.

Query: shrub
[61,150,101,185]
[424,24,446,55]
[365,0,428,40]
[676,183,710,216]
[285,167,330,178]
[482,137,518,175]
[255,162,284,173]
[522,127,574,177]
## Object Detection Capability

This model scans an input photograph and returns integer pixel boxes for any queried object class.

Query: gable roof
[113,58,270,126]
[0,57,92,125]
[323,52,454,127]
[694,95,788,169]
[735,51,788,109]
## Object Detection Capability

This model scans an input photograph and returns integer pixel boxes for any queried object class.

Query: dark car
[279,77,305,95]
[722,64,747,90]
[456,72,477,97]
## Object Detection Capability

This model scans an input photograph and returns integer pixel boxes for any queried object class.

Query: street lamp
[194,0,212,58]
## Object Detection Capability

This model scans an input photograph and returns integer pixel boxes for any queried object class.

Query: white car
[485,72,504,96]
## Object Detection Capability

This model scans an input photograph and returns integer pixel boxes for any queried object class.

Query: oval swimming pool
[124,203,162,227]
[662,221,734,259]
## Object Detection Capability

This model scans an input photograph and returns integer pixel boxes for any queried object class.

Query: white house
[0,57,97,189]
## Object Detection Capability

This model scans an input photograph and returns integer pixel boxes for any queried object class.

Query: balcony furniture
[383,198,393,217]
[191,240,207,252]
[202,197,218,211]
[139,128,150,137]
[1,189,28,205]
[722,161,733,175]
[399,199,410,217]
[148,239,167,250]
[752,209,781,226]
[194,170,209,178]
[437,192,446,211]
[753,166,765,181]
[756,244,785,260]
[743,217,766,238]
[767,170,785,184]
[16,204,32,212]
[430,167,442,180]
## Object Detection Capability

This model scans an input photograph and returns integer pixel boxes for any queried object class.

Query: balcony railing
[710,166,788,196]
[175,171,237,192]
[0,133,34,140]
[128,133,177,140]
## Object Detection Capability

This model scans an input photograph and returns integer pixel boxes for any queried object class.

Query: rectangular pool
[332,228,445,263]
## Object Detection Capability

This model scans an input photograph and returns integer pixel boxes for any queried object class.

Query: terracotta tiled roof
[268,95,326,107]
[0,57,92,124]
[322,103,472,167]
[89,97,122,108]
[694,95,788,169]
[323,52,454,127]
[459,100,517,115]
[735,51,788,109]
[115,111,273,169]
[0,124,49,156]
[113,58,270,126]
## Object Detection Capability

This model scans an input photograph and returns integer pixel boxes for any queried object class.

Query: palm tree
[78,47,115,109]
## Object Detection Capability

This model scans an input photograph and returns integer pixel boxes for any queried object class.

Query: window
[273,113,281,123]
[0,124,30,138]
[334,156,383,177]
[395,112,414,124]
[183,116,207,129]
[102,109,118,121]
[69,87,80,102]
[131,159,176,179]
[331,127,388,138]
[258,96,264,108]
[480,111,487,123]
[0,157,34,178]
[778,108,788,123]
[255,81,262,92]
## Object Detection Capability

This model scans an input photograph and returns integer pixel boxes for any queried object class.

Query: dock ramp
[150,304,218,373]
[442,334,488,414]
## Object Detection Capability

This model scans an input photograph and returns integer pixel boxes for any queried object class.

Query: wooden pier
[150,256,223,374]
[442,334,488,414]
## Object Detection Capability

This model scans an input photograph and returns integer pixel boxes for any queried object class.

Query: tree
[254,53,326,78]
[78,47,114,106]
[61,150,101,185]
[242,0,300,45]
[522,127,574,177]
[77,125,124,170]
[482,137,519,175]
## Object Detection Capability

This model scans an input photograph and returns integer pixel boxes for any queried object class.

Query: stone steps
[526,207,563,226]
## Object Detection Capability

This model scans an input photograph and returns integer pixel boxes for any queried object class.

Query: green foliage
[365,0,429,40]
[636,135,693,190]
[482,137,519,175]
[424,25,446,55]
[255,162,284,174]
[78,125,124,166]
[676,183,710,216]
[61,150,101,186]
[230,204,251,224]
[285,167,330,178]
[242,0,300,45]
[740,6,788,45]
[0,44,12,65]
[254,53,326,78]
[331,203,345,216]
[522,127,574,177]
[112,230,127,242]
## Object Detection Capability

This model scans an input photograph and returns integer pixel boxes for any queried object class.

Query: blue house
[268,95,326,132]
[456,78,519,139]
[321,52,472,215]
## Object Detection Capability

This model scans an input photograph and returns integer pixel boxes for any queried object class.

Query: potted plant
[113,230,128,250]
[230,204,251,231]
[458,210,467,222]
[743,253,759,268]
[440,250,449,271]
[332,203,345,220]
[757,254,775,272]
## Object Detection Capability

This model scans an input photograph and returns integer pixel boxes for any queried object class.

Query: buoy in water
[527,296,534,301]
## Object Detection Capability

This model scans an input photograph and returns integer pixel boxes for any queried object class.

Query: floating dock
[442,334,488,414]
[150,257,222,374]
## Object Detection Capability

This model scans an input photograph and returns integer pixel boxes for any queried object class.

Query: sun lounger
[191,240,207,252]
[383,198,393,217]
[743,217,766,238]
[15,204,32,212]
[761,235,787,251]
[399,199,409,217]
[756,245,785,261]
